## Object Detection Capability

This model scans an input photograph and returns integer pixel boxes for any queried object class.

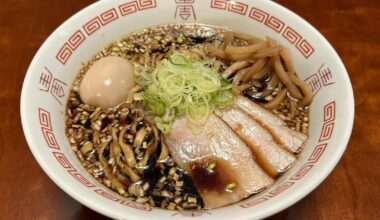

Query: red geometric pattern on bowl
[307,143,328,163]
[265,15,285,33]
[52,151,97,188]
[52,151,73,169]
[175,0,195,3]
[56,0,157,65]
[211,0,249,15]
[319,101,336,142]
[56,30,86,65]
[95,189,120,202]
[38,107,52,128]
[137,0,157,9]
[119,1,140,16]
[41,127,60,149]
[289,143,327,181]
[267,182,295,197]
[248,6,314,58]
[249,7,268,22]
[282,26,302,44]
[290,164,314,181]
[295,39,315,59]
[38,108,60,149]
[83,8,119,35]
[118,0,156,16]
[323,101,336,122]
[67,169,97,188]
[55,43,72,65]
[68,30,86,50]
[319,122,335,142]
[211,0,315,58]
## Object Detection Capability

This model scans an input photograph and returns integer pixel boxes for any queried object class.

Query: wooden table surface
[0,0,379,219]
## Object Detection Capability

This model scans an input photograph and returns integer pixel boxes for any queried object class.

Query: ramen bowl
[20,0,354,219]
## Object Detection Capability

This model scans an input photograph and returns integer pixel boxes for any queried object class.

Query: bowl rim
[20,0,355,219]
[20,1,125,219]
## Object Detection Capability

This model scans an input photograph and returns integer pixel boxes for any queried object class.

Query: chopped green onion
[135,53,234,133]
[169,53,190,66]
[226,183,236,190]
[207,162,216,170]
[117,187,126,195]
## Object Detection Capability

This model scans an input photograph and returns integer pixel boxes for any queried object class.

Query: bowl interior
[21,0,354,219]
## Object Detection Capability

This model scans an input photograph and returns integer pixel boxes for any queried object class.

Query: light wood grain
[0,0,379,219]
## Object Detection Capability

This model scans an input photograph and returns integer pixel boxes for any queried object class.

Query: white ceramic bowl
[20,0,354,219]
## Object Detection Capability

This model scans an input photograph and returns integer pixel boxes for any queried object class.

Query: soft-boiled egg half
[79,56,135,108]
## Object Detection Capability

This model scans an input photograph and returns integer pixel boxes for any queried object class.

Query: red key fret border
[56,0,156,65]
[210,0,315,58]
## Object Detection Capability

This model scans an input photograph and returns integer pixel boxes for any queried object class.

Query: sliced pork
[236,95,307,153]
[216,107,296,177]
[164,115,273,209]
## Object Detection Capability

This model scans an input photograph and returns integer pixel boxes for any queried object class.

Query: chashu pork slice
[236,95,307,153]
[216,107,296,177]
[164,115,273,209]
